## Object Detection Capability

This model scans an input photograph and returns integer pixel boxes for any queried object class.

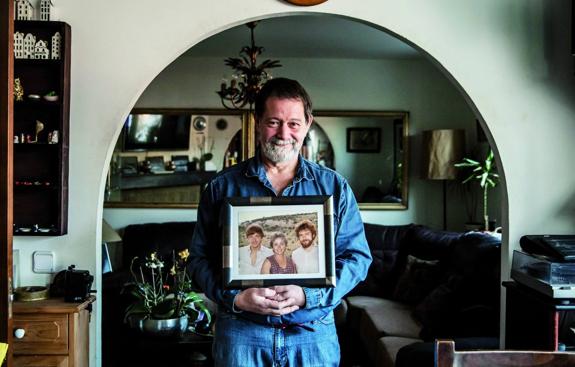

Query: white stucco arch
[14,2,573,366]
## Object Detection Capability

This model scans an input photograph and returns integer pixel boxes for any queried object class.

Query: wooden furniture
[12,296,95,367]
[435,339,575,367]
[504,281,575,351]
[1,1,15,365]
[13,20,70,236]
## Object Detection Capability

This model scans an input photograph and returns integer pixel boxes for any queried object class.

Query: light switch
[33,251,55,273]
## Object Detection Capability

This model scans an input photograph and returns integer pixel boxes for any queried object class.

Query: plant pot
[141,315,188,337]
[126,314,144,330]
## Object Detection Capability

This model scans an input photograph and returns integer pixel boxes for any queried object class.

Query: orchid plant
[123,249,211,331]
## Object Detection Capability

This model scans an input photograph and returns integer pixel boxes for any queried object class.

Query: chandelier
[217,22,282,110]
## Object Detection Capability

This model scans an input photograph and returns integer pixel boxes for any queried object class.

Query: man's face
[297,229,314,249]
[257,97,312,164]
[247,232,262,249]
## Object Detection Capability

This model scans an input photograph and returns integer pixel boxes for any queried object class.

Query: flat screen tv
[122,113,191,151]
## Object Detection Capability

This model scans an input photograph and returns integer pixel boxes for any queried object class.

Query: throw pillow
[392,254,442,305]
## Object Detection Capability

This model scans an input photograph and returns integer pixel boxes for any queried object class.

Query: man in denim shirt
[190,78,372,366]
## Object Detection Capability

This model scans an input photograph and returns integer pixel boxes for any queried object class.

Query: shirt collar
[244,151,315,183]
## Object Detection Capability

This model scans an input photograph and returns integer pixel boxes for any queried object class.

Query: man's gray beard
[261,138,300,163]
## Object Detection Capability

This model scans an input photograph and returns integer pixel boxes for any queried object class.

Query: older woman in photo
[260,233,298,275]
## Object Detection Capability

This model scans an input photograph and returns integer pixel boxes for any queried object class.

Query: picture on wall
[222,196,335,289]
[346,127,381,153]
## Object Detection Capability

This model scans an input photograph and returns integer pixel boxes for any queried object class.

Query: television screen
[123,113,191,151]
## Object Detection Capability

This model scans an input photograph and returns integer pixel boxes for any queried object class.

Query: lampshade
[422,129,465,180]
[102,219,121,243]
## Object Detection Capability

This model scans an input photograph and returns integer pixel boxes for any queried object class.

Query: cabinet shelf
[15,100,61,108]
[13,21,70,236]
[14,185,57,191]
[14,58,61,66]
[14,143,59,148]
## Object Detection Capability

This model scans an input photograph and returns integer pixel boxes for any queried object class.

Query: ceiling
[186,15,420,60]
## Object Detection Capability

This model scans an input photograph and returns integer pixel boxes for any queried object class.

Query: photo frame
[223,195,335,289]
[346,127,381,153]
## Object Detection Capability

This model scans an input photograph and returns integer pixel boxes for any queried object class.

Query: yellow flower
[178,249,189,261]
[170,265,176,275]
[150,252,157,260]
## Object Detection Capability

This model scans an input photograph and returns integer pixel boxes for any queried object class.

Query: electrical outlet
[33,251,55,273]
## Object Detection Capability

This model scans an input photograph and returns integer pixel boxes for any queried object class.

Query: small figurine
[34,40,49,60]
[15,0,34,21]
[40,0,54,21]
[14,32,24,59]
[14,78,24,101]
[14,136,19,144]
[51,32,61,60]
[23,33,36,59]
[32,120,44,143]
[26,134,32,143]
[49,130,59,144]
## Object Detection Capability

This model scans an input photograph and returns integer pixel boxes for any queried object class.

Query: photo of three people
[238,217,320,276]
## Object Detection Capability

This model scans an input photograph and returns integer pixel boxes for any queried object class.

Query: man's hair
[254,78,313,124]
[295,219,317,240]
[269,232,288,247]
[245,223,264,237]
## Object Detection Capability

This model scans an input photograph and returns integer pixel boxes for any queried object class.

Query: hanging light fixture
[217,22,282,110]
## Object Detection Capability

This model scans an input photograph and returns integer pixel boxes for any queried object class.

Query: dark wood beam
[0,0,14,365]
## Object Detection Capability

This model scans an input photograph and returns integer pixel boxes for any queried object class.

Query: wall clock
[285,0,327,6]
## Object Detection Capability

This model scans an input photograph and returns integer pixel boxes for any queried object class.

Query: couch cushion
[392,254,442,304]
[376,336,422,367]
[360,303,422,340]
[413,232,501,341]
[351,224,413,298]
[346,296,411,334]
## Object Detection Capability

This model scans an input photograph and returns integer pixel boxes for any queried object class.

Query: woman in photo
[260,233,298,274]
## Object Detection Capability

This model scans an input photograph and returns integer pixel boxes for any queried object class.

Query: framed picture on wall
[222,196,336,289]
[346,127,381,153]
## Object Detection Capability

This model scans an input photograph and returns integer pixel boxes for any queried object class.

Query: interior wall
[105,56,484,231]
[11,2,575,367]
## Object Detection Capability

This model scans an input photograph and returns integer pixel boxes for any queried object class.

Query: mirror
[312,111,408,210]
[104,109,249,208]
[105,110,408,210]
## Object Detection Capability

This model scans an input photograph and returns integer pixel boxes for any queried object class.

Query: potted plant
[454,149,499,232]
[123,250,212,336]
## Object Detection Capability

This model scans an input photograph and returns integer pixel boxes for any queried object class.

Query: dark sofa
[342,223,501,366]
[102,221,501,367]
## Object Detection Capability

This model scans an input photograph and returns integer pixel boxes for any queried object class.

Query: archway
[99,12,508,362]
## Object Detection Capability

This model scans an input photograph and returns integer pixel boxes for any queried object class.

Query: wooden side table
[13,296,95,367]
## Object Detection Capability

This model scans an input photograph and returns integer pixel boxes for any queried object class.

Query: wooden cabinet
[13,297,95,367]
[13,20,70,236]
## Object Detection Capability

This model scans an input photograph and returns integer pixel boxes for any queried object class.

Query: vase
[141,315,189,337]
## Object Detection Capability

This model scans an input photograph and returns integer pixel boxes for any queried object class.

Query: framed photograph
[222,195,335,289]
[346,127,381,153]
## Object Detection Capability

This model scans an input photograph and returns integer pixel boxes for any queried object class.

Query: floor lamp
[422,129,465,230]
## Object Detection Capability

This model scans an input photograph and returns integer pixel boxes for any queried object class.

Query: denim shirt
[189,153,372,326]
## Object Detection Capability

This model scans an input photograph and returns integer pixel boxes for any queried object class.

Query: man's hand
[271,285,306,308]
[234,287,300,315]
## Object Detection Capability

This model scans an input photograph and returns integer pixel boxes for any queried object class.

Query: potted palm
[454,149,499,232]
